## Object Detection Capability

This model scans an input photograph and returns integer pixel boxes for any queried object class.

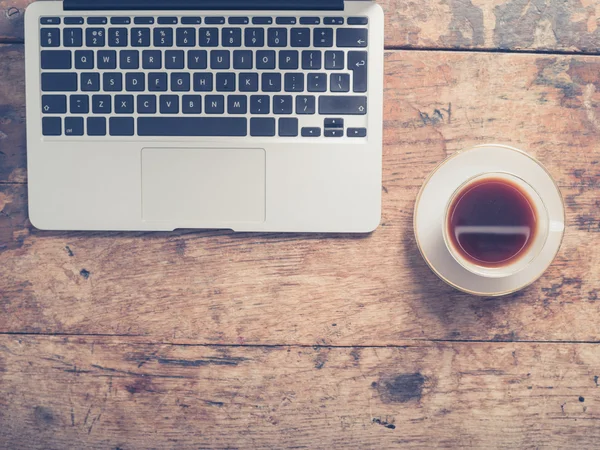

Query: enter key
[348,51,368,93]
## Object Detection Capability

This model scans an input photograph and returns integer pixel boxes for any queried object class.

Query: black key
[223,28,242,47]
[142,50,162,69]
[126,73,145,91]
[132,28,151,46]
[273,95,293,114]
[262,73,281,92]
[86,28,105,47]
[240,73,259,92]
[81,73,100,91]
[250,118,275,136]
[165,50,185,69]
[279,50,299,70]
[88,17,107,25]
[193,73,213,91]
[199,28,219,46]
[205,95,225,114]
[63,28,83,47]
[98,50,117,69]
[324,118,343,128]
[324,17,344,25]
[348,17,368,25]
[348,51,368,93]
[276,17,296,25]
[319,96,367,115]
[250,95,269,114]
[134,17,154,24]
[41,51,72,70]
[109,117,134,136]
[182,17,202,25]
[139,117,247,136]
[87,117,106,136]
[300,17,320,25]
[291,28,310,47]
[245,28,264,47]
[109,28,128,47]
[205,17,225,25]
[41,17,60,25]
[42,117,61,136]
[284,73,304,92]
[103,73,122,91]
[158,17,178,24]
[302,50,321,70]
[324,50,344,70]
[64,117,84,136]
[301,127,321,137]
[330,73,350,92]
[182,95,202,114]
[267,28,287,47]
[42,73,77,92]
[41,95,67,114]
[41,28,60,47]
[233,50,253,69]
[336,28,368,47]
[137,95,157,114]
[307,73,327,92]
[279,118,298,137]
[325,129,343,137]
[314,28,333,47]
[65,18,85,25]
[228,95,247,114]
[92,95,111,114]
[185,51,206,70]
[211,50,230,69]
[252,17,273,25]
[229,17,249,24]
[70,95,89,114]
[160,95,179,114]
[120,50,139,69]
[176,28,196,46]
[74,50,94,69]
[216,73,235,92]
[154,28,173,47]
[115,95,134,114]
[111,17,131,25]
[171,73,190,91]
[348,127,367,137]
[256,50,276,69]
[296,95,316,115]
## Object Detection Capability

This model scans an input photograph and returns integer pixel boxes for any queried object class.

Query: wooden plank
[3,0,600,52]
[0,335,599,449]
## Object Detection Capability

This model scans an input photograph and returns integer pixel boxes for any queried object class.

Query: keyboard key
[109,117,134,136]
[42,73,78,92]
[64,17,84,25]
[109,28,128,46]
[88,17,107,25]
[300,17,320,25]
[142,50,162,69]
[262,73,281,92]
[284,73,304,92]
[324,17,344,25]
[314,28,333,47]
[324,129,343,137]
[176,28,196,46]
[41,51,72,69]
[81,73,100,91]
[348,17,368,25]
[165,50,185,69]
[279,118,298,137]
[149,73,168,91]
[250,95,269,114]
[319,96,367,115]
[205,17,225,25]
[193,73,213,91]
[111,17,131,25]
[182,17,202,24]
[137,95,157,114]
[276,17,296,25]
[229,17,249,24]
[182,95,202,114]
[348,51,368,93]
[158,17,178,25]
[324,118,344,128]
[120,50,139,69]
[216,73,235,92]
[70,95,89,113]
[115,95,134,114]
[160,95,179,114]
[256,50,276,69]
[239,73,259,92]
[205,95,225,114]
[348,127,367,137]
[253,17,273,25]
[199,28,219,46]
[134,17,154,24]
[233,50,253,69]
[154,28,173,46]
[330,73,350,92]
[291,28,310,47]
[245,28,264,47]
[92,95,112,114]
[336,28,368,47]
[301,127,321,137]
[64,117,84,136]
[302,50,321,70]
[324,50,344,70]
[307,73,326,92]
[139,117,247,136]
[279,50,298,70]
[41,28,60,47]
[103,73,122,91]
[41,17,60,25]
[86,28,105,47]
[223,28,242,46]
[41,95,67,114]
[296,95,316,114]
[42,117,61,136]
[211,50,230,69]
[273,95,293,114]
[227,95,247,114]
[250,118,275,136]
[87,117,106,136]
[126,73,145,91]
[98,50,117,69]
[171,73,190,91]
[63,28,83,47]
[188,50,207,69]
[74,50,94,69]
[267,28,287,47]
[132,28,151,46]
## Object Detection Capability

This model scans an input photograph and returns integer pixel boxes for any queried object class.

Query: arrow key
[336,28,368,48]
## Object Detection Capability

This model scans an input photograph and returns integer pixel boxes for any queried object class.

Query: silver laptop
[25,0,384,232]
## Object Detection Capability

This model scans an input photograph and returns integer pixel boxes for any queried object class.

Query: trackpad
[142,148,266,223]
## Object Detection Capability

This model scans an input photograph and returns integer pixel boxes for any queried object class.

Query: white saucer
[414,144,566,296]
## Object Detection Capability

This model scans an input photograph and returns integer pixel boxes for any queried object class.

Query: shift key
[319,96,367,115]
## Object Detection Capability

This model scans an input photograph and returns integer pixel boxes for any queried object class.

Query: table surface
[1,1,600,448]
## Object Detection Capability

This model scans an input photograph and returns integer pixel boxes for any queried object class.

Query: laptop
[25,0,384,232]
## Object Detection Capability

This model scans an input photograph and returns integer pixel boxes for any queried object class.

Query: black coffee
[447,178,538,268]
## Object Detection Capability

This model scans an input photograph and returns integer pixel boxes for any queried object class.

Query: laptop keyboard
[39,15,370,138]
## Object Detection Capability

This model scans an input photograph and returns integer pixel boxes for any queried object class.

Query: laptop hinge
[63,0,345,11]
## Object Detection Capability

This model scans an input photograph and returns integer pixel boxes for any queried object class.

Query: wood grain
[1,335,599,449]
[3,0,600,52]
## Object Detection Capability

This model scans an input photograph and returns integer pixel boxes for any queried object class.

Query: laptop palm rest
[141,148,266,224]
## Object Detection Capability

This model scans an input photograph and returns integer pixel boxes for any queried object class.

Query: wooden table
[1,1,600,448]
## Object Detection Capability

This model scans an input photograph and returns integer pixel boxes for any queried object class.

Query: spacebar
[138,117,247,136]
